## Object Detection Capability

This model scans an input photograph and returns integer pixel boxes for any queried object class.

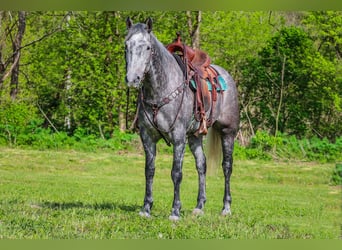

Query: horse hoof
[169,215,180,221]
[221,209,232,216]
[192,208,204,216]
[139,211,151,218]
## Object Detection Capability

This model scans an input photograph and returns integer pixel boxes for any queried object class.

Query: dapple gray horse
[125,17,239,220]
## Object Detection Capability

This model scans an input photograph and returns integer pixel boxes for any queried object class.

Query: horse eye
[147,46,151,50]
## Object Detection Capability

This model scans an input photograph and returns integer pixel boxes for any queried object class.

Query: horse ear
[126,17,133,29]
[145,17,153,33]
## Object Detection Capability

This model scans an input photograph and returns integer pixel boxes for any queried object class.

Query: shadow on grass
[40,201,140,212]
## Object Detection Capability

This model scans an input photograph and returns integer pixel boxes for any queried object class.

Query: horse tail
[205,127,222,175]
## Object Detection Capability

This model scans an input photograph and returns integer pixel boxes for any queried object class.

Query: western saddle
[166,32,221,136]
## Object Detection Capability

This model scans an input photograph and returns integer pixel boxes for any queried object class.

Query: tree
[26,11,174,136]
[200,11,281,142]
[201,11,278,81]
[302,11,342,139]
[186,11,201,49]
[303,11,342,61]
[0,11,26,99]
[1,11,340,143]
[9,11,26,100]
[241,26,340,140]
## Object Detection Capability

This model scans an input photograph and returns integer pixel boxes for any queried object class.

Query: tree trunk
[186,11,202,49]
[10,11,26,100]
[118,108,126,133]
[275,54,286,137]
[0,11,5,90]
[64,68,72,131]
[64,13,72,132]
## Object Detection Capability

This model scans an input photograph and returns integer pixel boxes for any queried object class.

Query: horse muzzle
[125,74,143,88]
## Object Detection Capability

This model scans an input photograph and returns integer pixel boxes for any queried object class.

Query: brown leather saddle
[166,33,221,135]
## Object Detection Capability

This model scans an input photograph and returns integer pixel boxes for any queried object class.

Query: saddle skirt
[166,32,226,136]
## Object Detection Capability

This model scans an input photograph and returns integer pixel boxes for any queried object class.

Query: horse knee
[171,169,183,183]
[145,167,155,179]
[196,163,206,176]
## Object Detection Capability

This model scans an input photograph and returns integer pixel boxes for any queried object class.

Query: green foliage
[1,11,341,160]
[250,131,283,151]
[0,99,39,146]
[25,12,129,136]
[233,131,342,162]
[201,11,275,79]
[12,127,140,152]
[241,24,341,139]
[303,11,342,61]
[330,163,342,185]
[1,106,340,162]
[71,128,140,151]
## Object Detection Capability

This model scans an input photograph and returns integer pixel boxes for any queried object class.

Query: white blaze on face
[125,33,152,88]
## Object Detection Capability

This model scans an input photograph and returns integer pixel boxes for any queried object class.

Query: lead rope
[126,87,130,130]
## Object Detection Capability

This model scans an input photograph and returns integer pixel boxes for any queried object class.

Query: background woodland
[0,11,341,157]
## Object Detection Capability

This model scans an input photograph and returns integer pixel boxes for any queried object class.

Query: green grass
[0,147,340,239]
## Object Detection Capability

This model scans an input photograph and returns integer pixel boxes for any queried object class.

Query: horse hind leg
[221,131,235,216]
[188,135,206,216]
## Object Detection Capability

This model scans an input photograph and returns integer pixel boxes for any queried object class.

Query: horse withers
[124,17,239,220]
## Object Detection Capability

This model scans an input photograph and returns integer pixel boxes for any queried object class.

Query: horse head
[124,17,153,88]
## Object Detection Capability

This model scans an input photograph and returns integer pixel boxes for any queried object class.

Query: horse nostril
[134,76,141,83]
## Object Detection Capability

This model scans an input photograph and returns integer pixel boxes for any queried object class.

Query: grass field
[0,147,340,239]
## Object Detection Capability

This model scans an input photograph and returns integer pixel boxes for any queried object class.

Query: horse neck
[143,36,183,100]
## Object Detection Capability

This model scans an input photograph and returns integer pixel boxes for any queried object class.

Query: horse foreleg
[169,142,186,221]
[221,133,235,216]
[188,135,206,215]
[139,132,156,218]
